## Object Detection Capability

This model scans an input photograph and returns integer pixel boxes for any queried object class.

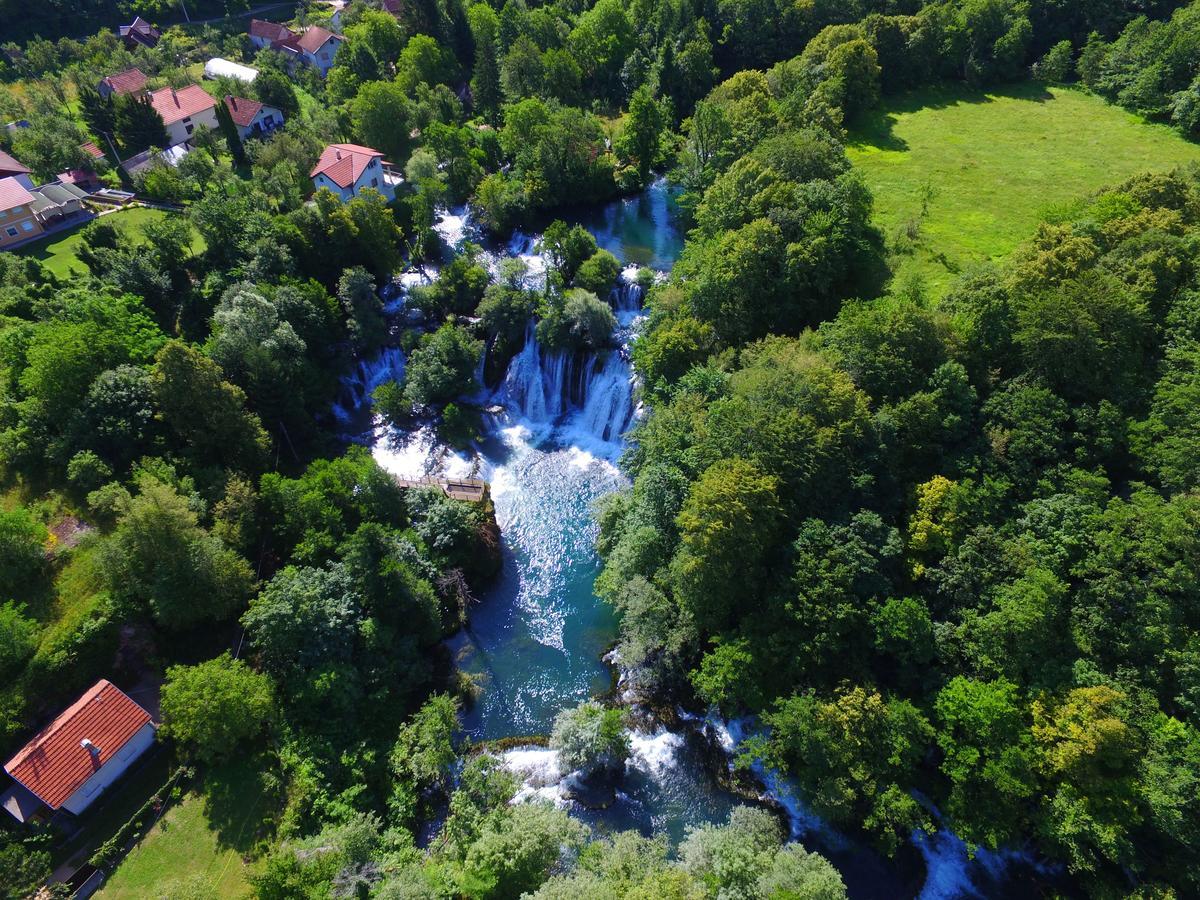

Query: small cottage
[1,680,156,823]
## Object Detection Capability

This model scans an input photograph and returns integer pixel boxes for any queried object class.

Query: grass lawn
[51,750,174,872]
[846,82,1200,296]
[97,759,277,900]
[14,207,205,279]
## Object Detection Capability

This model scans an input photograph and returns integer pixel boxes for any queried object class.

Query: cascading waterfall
[496,330,635,448]
[332,345,406,426]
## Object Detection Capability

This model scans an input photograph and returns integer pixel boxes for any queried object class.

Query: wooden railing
[393,475,487,502]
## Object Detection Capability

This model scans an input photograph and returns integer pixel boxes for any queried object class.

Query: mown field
[847,82,1200,296]
[96,759,276,900]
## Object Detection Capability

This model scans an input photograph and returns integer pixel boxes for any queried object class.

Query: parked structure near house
[120,143,191,179]
[310,143,400,201]
[204,58,259,84]
[248,20,344,77]
[224,96,284,140]
[30,182,90,225]
[147,85,219,147]
[0,149,33,189]
[120,16,161,50]
[98,67,149,99]
[1,680,156,823]
[0,177,44,247]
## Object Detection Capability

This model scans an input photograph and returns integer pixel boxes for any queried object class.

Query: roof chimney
[226,94,236,110]
[81,738,99,755]
[171,88,179,107]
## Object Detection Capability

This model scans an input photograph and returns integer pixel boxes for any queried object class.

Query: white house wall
[165,107,219,148]
[60,722,157,815]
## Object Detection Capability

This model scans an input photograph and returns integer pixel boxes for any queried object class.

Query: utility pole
[99,129,122,165]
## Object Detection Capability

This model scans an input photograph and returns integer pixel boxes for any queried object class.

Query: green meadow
[847,82,1200,296]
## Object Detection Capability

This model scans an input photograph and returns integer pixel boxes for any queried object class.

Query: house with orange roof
[249,20,344,77]
[310,142,400,201]
[1,680,156,823]
[147,84,219,147]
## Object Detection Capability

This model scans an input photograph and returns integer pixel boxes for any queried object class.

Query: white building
[204,57,259,84]
[1,680,157,823]
[310,143,400,202]
[147,84,219,147]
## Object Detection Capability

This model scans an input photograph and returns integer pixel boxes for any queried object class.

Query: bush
[537,289,617,352]
[0,508,48,598]
[160,653,276,761]
[550,701,629,776]
[1033,40,1074,83]
[403,323,484,408]
[574,250,622,296]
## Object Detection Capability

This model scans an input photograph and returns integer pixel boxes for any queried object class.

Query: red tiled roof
[147,84,217,126]
[4,680,153,810]
[80,141,105,160]
[0,176,35,211]
[249,18,295,42]
[0,148,31,177]
[310,143,383,188]
[224,95,264,128]
[102,68,148,96]
[294,25,342,54]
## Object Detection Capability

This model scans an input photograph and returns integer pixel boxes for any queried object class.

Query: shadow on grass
[200,756,279,856]
[847,80,1056,152]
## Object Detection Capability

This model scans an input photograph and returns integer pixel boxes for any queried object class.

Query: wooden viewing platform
[393,475,487,502]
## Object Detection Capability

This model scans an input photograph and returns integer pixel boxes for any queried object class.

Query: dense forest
[2,0,1200,897]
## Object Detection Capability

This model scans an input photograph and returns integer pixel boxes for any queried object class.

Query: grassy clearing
[846,82,1200,296]
[51,751,174,872]
[14,207,205,279]
[97,759,277,900]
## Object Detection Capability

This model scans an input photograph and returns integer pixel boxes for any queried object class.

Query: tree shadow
[200,756,278,856]
[847,80,1056,153]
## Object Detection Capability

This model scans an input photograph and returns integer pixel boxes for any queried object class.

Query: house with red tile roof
[250,19,344,77]
[223,95,284,140]
[310,143,400,201]
[98,67,149,100]
[0,177,43,248]
[1,680,156,823]
[147,84,219,147]
[249,18,297,50]
[120,16,161,50]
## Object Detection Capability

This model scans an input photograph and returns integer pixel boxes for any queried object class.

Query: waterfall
[612,265,647,314]
[332,346,406,425]
[496,326,636,451]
